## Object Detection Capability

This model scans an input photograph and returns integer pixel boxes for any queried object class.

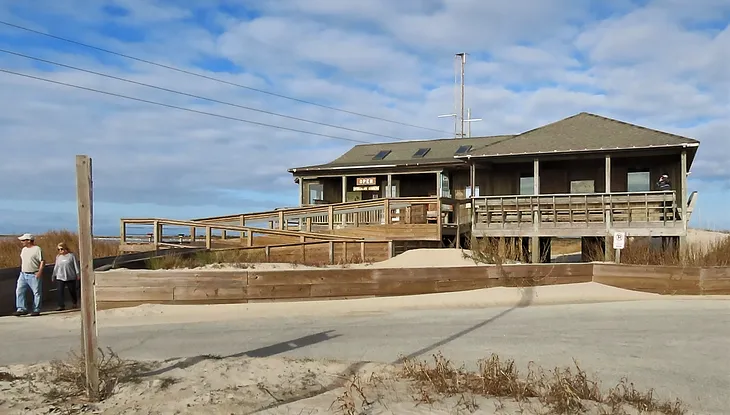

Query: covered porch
[466,147,693,262]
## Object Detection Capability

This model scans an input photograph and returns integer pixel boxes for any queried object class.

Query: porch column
[387,174,392,198]
[436,172,442,197]
[341,176,347,203]
[531,158,540,263]
[680,149,688,257]
[469,160,476,225]
[533,158,540,194]
[298,177,304,206]
[605,155,611,193]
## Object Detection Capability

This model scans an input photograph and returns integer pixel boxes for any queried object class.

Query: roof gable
[470,112,699,157]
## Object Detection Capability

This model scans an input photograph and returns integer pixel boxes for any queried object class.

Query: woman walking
[52,242,80,311]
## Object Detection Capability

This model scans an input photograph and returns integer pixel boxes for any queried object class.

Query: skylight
[413,147,430,158]
[373,150,391,160]
[455,145,472,155]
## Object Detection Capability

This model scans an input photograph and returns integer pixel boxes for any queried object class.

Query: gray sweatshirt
[52,253,80,281]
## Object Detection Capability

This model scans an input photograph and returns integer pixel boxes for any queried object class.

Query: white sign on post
[613,232,626,250]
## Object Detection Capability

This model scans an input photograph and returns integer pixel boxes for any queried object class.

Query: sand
[0,355,672,415]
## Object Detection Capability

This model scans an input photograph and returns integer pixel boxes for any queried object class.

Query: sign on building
[356,177,377,186]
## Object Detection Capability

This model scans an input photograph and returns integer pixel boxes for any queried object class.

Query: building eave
[454,143,700,160]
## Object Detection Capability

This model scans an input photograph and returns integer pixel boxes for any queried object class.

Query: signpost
[76,155,100,400]
[613,231,626,263]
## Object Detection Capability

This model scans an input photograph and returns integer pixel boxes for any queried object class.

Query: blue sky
[0,0,728,236]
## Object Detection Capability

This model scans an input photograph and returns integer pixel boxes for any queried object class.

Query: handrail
[120,218,360,240]
[191,196,439,223]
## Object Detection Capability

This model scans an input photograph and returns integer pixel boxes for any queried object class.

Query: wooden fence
[5,261,730,315]
[96,263,595,309]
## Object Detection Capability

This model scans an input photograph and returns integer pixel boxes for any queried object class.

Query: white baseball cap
[18,233,34,241]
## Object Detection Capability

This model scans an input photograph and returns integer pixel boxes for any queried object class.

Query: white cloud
[0,0,728,231]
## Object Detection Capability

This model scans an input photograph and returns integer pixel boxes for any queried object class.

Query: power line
[0,68,373,144]
[0,48,408,141]
[0,20,453,135]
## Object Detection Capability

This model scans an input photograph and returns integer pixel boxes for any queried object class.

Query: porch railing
[473,191,679,228]
[190,197,451,231]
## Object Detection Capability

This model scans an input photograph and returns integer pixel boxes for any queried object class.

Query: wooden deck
[472,191,686,237]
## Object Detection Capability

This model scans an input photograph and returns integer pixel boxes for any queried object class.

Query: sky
[0,0,728,236]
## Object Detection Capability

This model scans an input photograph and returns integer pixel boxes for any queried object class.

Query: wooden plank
[593,264,701,294]
[96,286,174,302]
[700,268,730,295]
[173,287,247,301]
[247,284,312,299]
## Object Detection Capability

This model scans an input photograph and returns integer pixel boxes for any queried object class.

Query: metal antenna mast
[456,52,466,138]
[438,52,475,138]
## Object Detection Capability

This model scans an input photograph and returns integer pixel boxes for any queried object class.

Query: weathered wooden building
[120,112,699,264]
[288,112,699,261]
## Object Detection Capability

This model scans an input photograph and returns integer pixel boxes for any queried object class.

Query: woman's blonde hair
[57,242,69,251]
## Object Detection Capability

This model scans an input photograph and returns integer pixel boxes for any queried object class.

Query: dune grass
[0,230,119,269]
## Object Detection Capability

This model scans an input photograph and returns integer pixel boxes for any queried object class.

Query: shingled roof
[463,112,699,158]
[288,135,513,172]
[289,112,699,173]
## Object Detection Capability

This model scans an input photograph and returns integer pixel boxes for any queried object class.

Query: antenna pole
[457,53,466,138]
[467,108,471,137]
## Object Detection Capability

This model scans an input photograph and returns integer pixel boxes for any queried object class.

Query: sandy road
[1,283,729,413]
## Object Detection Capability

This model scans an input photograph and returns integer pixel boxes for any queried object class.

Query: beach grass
[0,230,119,269]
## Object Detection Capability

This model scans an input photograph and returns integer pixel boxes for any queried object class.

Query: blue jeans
[16,272,42,313]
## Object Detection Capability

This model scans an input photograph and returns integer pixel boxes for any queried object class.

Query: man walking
[13,233,45,316]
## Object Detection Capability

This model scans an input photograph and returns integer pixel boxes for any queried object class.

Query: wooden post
[533,159,540,195]
[605,155,612,193]
[305,217,312,232]
[342,176,347,203]
[205,226,212,249]
[455,201,461,249]
[119,220,126,244]
[239,215,245,243]
[265,245,271,262]
[680,149,688,259]
[247,231,254,247]
[328,205,334,230]
[75,155,99,401]
[342,241,348,263]
[360,241,366,262]
[328,241,334,264]
[388,241,394,258]
[383,199,391,224]
[189,226,196,244]
[387,174,393,198]
[278,211,285,230]
[221,230,227,241]
[152,220,160,250]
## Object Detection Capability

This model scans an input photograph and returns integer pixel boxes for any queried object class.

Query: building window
[466,185,480,197]
[627,171,651,192]
[570,180,595,193]
[372,150,391,160]
[455,145,472,155]
[308,183,324,204]
[519,176,534,195]
[413,148,430,158]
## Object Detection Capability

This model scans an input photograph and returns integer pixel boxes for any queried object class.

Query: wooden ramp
[119,197,473,252]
